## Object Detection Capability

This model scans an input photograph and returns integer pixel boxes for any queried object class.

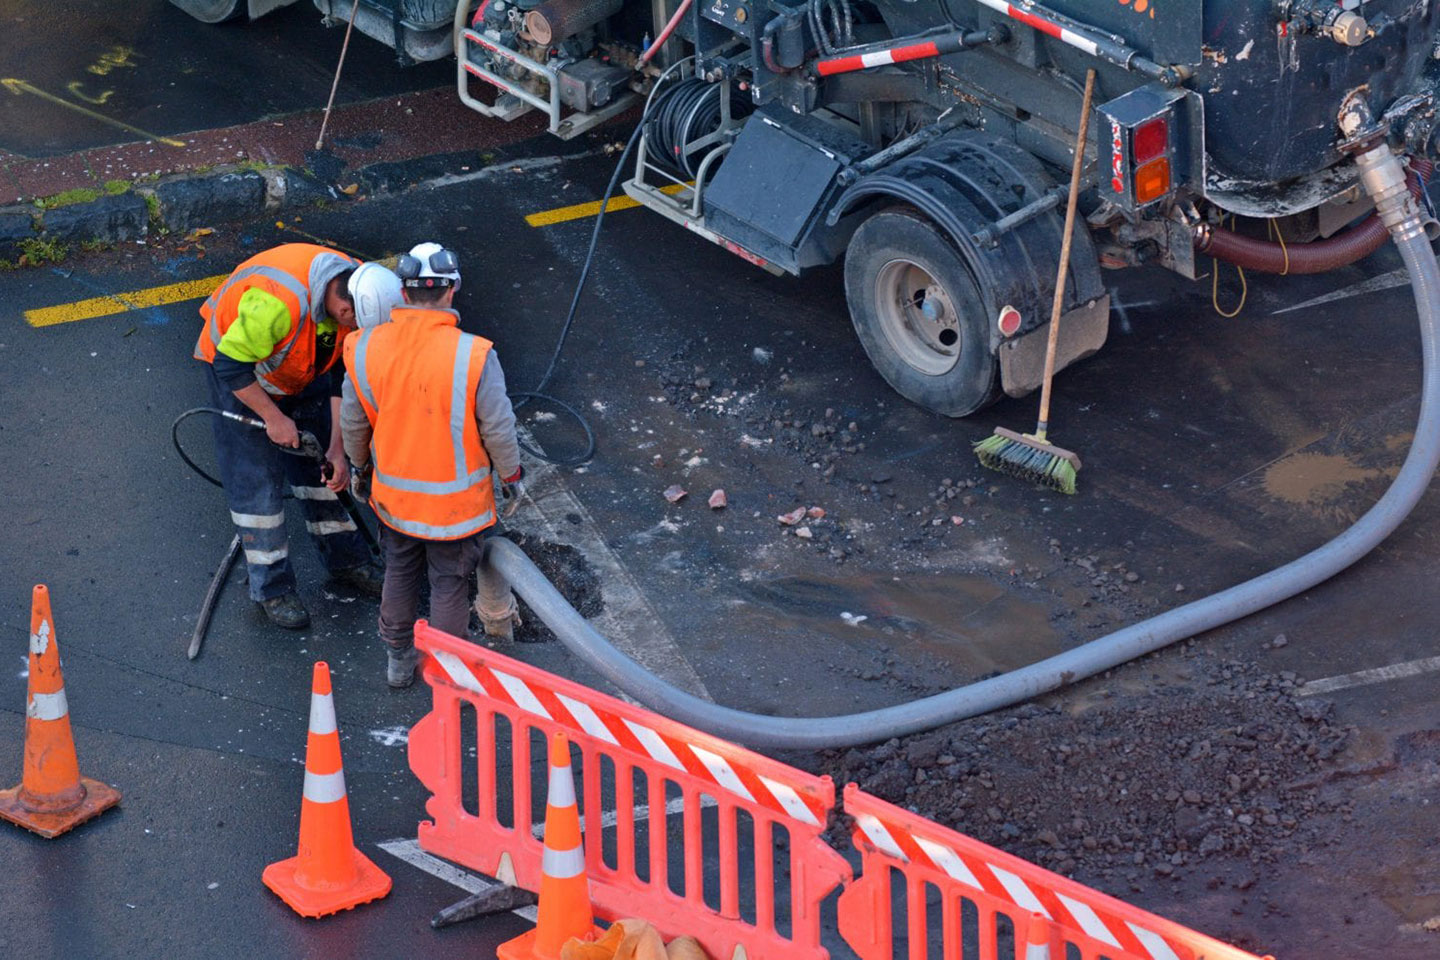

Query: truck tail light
[1132,116,1168,165]
[1134,157,1171,204]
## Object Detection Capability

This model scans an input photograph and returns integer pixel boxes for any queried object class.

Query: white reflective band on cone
[303,769,347,804]
[29,620,50,655]
[541,843,585,879]
[309,692,337,735]
[231,510,285,529]
[244,547,289,565]
[306,519,357,535]
[27,689,69,721]
[547,764,576,808]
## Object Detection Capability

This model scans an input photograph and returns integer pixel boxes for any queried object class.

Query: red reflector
[998,305,1022,337]
[1132,116,1168,165]
[1134,157,1171,204]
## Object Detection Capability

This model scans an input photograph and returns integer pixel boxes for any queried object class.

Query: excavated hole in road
[477,532,604,644]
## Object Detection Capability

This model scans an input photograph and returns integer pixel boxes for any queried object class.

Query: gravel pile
[822,651,1354,892]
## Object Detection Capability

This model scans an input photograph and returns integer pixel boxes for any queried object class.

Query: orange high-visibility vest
[194,243,359,396]
[344,307,498,540]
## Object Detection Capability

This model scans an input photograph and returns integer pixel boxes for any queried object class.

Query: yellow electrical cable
[1267,218,1290,275]
[1212,217,1247,318]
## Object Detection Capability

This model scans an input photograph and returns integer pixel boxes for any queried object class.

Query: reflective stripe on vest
[356,332,492,495]
[199,264,312,357]
[370,498,495,540]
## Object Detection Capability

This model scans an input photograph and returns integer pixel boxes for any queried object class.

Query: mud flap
[998,294,1110,398]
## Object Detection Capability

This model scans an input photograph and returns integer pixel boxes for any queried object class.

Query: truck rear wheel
[169,0,243,23]
[844,209,999,417]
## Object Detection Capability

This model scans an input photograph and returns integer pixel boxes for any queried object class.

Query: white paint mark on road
[1270,267,1409,316]
[1297,654,1440,697]
[507,428,712,700]
[377,839,540,922]
[369,725,409,747]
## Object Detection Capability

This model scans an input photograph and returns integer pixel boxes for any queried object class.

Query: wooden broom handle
[1035,68,1097,435]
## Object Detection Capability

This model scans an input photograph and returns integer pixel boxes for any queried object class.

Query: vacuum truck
[174,0,1440,417]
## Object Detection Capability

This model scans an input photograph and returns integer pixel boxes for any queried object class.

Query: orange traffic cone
[0,585,120,838]
[262,661,391,917]
[1025,913,1052,960]
[498,731,605,960]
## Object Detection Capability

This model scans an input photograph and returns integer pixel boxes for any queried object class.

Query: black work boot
[260,593,311,629]
[330,561,384,599]
[387,647,419,689]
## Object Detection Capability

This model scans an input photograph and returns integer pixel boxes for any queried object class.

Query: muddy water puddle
[735,571,1064,676]
[1263,452,1383,506]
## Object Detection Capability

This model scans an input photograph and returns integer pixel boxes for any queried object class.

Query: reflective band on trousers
[202,264,312,353]
[303,769,347,804]
[27,689,69,721]
[291,486,338,501]
[372,499,494,540]
[232,510,285,529]
[245,546,289,565]
[306,519,356,536]
[354,331,491,494]
[541,843,586,879]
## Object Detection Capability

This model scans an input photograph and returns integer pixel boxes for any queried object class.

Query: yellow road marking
[2,77,185,148]
[525,183,687,227]
[25,274,227,328]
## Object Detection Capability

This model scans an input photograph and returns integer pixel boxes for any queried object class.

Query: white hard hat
[348,262,404,329]
[399,241,461,290]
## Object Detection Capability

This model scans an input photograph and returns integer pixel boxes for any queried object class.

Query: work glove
[350,461,373,503]
[500,466,525,519]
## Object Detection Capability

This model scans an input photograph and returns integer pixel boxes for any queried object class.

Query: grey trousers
[377,524,486,653]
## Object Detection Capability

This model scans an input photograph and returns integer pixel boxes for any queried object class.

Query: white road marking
[1296,654,1440,696]
[505,428,712,699]
[377,794,719,920]
[1269,267,1408,316]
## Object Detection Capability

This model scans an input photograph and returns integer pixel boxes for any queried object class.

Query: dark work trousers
[205,363,370,601]
[377,523,487,654]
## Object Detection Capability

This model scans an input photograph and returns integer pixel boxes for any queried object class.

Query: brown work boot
[330,561,384,599]
[259,593,311,630]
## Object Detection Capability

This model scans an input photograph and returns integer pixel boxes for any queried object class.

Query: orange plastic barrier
[837,784,1270,960]
[409,620,851,960]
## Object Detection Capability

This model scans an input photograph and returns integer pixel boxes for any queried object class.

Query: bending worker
[195,242,384,629]
[341,242,524,688]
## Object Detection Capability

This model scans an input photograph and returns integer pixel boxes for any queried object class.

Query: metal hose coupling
[1355,142,1426,240]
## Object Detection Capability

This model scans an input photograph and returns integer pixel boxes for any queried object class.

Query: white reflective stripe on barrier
[231,510,285,529]
[490,668,551,719]
[291,486,338,501]
[555,693,620,745]
[541,843,586,880]
[29,620,50,655]
[623,719,685,770]
[691,745,754,802]
[433,649,486,694]
[245,547,289,565]
[306,519,357,535]
[856,813,909,861]
[1057,894,1122,948]
[547,763,576,808]
[1127,924,1182,960]
[915,836,982,889]
[27,689,69,721]
[758,775,822,827]
[992,865,1050,918]
[309,692,337,735]
[304,769,347,804]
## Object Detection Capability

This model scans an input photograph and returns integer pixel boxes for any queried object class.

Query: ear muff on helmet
[399,244,461,290]
[396,254,422,280]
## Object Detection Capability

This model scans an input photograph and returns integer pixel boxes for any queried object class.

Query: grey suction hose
[482,141,1440,750]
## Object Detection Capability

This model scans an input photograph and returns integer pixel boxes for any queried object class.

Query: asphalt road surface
[1,131,1438,958]
[0,0,452,158]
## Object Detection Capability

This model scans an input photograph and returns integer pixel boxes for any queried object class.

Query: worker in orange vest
[340,242,523,687]
[195,243,385,630]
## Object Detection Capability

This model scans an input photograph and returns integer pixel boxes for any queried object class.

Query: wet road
[0,0,451,158]
[0,131,1437,957]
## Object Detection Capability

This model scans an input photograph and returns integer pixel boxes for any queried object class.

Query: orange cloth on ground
[560,920,709,960]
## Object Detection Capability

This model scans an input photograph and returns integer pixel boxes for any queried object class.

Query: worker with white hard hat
[340,242,523,687]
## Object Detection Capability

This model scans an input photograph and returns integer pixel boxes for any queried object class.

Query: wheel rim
[873,258,963,376]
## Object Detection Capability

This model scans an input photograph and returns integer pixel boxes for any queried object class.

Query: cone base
[0,776,121,839]
[497,923,607,960]
[262,846,392,918]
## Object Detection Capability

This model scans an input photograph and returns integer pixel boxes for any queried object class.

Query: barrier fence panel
[837,784,1272,960]
[409,621,851,960]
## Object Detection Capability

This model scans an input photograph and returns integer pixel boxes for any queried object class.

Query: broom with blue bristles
[975,68,1096,495]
